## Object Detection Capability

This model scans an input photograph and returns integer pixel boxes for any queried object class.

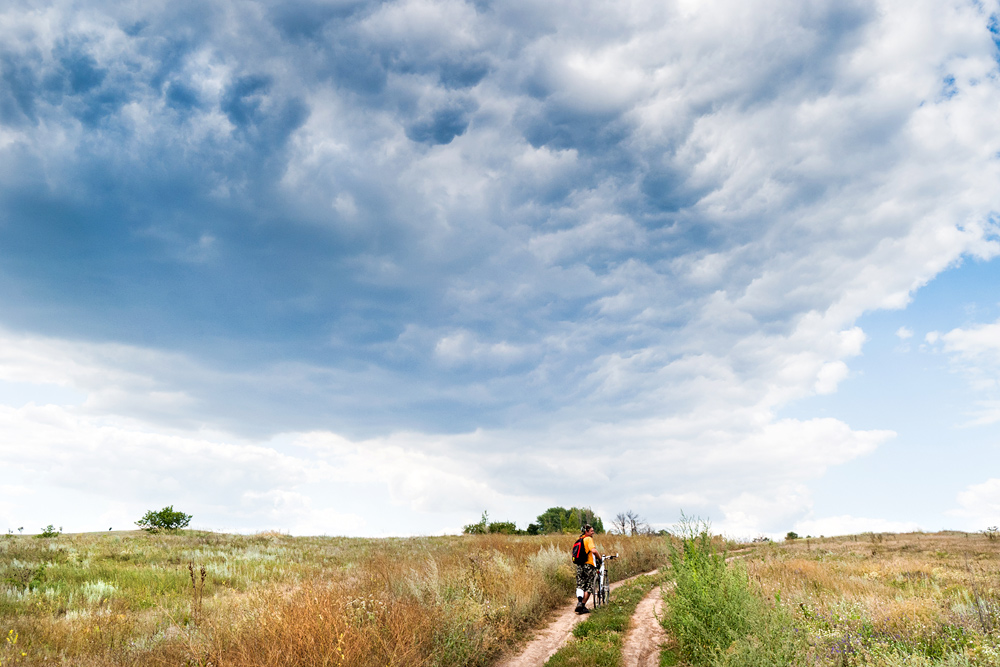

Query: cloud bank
[1,0,999,535]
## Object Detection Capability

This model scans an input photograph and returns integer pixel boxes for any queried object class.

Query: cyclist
[574,524,601,614]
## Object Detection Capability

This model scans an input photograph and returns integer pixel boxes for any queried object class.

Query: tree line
[462,507,605,535]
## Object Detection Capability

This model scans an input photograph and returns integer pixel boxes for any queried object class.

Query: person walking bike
[571,524,601,614]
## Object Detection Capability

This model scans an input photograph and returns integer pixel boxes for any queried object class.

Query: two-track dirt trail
[496,569,661,667]
[499,549,754,667]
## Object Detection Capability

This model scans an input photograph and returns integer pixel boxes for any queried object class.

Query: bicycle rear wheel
[594,570,607,606]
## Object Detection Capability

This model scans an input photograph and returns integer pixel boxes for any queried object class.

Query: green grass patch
[661,523,802,667]
[547,572,665,667]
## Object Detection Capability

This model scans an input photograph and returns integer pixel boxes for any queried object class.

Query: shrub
[664,519,803,666]
[785,531,799,541]
[462,511,522,534]
[535,507,605,534]
[136,506,192,533]
[35,525,61,538]
[488,521,518,535]
[463,511,490,534]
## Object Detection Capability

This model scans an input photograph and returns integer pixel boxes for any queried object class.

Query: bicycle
[593,553,618,607]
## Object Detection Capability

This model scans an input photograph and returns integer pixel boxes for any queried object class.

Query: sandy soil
[620,585,667,667]
[496,569,660,667]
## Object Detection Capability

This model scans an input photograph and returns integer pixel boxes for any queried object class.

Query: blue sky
[2,0,1000,537]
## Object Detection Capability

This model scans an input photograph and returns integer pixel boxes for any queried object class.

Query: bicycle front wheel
[594,570,607,606]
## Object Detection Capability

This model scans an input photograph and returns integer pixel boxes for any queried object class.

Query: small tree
[463,511,521,535]
[612,510,651,535]
[488,521,518,535]
[785,531,799,541]
[36,525,61,538]
[463,511,489,534]
[136,506,192,533]
[535,506,605,534]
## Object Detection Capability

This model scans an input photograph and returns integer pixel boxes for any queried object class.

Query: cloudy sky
[2,0,1000,538]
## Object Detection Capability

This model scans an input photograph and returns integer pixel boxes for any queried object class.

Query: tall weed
[664,524,802,667]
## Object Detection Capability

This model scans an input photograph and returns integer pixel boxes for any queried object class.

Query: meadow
[0,530,669,666]
[662,530,1000,667]
[7,526,997,667]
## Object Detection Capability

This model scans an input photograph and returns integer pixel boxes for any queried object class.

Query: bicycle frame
[593,553,618,607]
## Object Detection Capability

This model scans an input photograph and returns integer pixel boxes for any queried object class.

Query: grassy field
[0,530,670,666]
[11,527,992,667]
[662,530,1000,667]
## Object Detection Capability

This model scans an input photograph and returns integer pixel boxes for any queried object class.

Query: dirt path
[497,549,758,667]
[496,569,659,667]
[620,585,667,667]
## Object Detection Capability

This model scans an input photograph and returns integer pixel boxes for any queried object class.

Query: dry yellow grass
[0,531,670,666]
[743,531,1000,666]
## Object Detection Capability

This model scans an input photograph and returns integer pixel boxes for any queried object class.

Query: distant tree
[463,512,522,535]
[488,521,518,535]
[535,507,604,534]
[526,523,540,535]
[136,506,192,533]
[36,525,61,538]
[785,531,799,541]
[535,507,568,534]
[612,510,651,535]
[463,511,490,534]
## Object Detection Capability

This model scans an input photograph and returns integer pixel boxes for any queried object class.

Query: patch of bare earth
[621,585,667,667]
[496,569,660,667]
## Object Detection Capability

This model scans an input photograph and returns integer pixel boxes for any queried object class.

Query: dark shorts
[576,563,597,593]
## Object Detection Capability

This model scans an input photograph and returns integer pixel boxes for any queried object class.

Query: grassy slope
[0,531,670,666]
[661,531,1000,667]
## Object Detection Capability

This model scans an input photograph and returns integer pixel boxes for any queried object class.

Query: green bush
[488,521,518,535]
[535,506,605,534]
[664,520,803,667]
[36,524,61,538]
[136,506,192,533]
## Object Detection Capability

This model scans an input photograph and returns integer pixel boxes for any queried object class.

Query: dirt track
[496,569,660,667]
[620,585,667,667]
[497,550,753,667]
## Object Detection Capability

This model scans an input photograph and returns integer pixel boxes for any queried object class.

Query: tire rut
[620,584,668,667]
[495,569,659,667]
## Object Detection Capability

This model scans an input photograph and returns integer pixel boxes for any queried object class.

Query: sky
[2,0,1000,539]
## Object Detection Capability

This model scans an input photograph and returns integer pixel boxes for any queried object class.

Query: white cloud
[938,320,1000,364]
[433,330,534,368]
[794,515,923,538]
[0,0,999,534]
[951,479,1000,527]
[926,318,1000,423]
[0,324,896,534]
[896,326,913,340]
